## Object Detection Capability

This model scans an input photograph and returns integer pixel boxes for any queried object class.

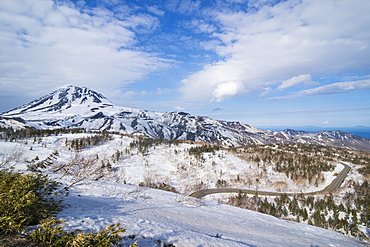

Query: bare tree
[51,153,109,187]
[0,145,24,168]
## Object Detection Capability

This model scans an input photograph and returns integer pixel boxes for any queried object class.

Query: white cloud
[0,0,172,100]
[155,88,171,95]
[259,87,273,97]
[213,81,244,102]
[138,88,171,97]
[174,106,185,111]
[124,13,160,33]
[180,0,370,101]
[278,74,312,90]
[167,0,202,14]
[268,79,370,100]
[121,90,138,98]
[147,5,165,16]
[321,121,329,125]
[186,19,216,33]
[180,59,257,101]
[247,0,280,9]
[75,0,86,8]
[200,39,222,51]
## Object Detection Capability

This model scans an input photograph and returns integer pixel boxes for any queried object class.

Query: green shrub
[0,168,133,246]
[28,218,126,247]
[189,145,221,158]
[0,169,65,235]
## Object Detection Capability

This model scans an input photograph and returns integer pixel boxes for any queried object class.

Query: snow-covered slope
[58,179,365,247]
[2,85,370,151]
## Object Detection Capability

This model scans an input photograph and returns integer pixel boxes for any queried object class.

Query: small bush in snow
[0,169,65,235]
[28,218,126,247]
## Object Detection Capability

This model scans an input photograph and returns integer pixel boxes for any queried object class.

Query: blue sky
[1,0,370,129]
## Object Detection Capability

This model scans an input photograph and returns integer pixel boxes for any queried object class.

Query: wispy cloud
[267,79,370,100]
[166,0,202,15]
[210,106,370,117]
[278,74,312,90]
[185,19,217,33]
[146,5,165,16]
[174,106,185,111]
[124,13,160,33]
[180,0,370,102]
[139,88,171,97]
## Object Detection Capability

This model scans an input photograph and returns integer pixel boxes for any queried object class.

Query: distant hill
[258,126,370,139]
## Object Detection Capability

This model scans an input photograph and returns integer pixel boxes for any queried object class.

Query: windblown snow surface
[0,136,367,246]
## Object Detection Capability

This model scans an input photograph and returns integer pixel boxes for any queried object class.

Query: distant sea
[257,126,370,139]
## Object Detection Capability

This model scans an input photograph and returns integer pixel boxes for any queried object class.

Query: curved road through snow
[190,163,351,199]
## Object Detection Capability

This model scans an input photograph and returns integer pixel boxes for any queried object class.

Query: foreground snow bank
[57,178,365,247]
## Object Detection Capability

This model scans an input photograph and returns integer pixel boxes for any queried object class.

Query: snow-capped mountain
[2,85,118,123]
[1,85,370,151]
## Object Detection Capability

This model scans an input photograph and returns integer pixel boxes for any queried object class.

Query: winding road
[190,163,351,199]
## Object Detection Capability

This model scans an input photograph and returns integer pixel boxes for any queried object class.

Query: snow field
[56,178,365,246]
[0,134,367,246]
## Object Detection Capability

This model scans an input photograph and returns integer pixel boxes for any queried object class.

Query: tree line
[0,127,87,141]
[128,137,183,155]
[227,180,369,241]
[66,132,112,151]
[232,144,344,186]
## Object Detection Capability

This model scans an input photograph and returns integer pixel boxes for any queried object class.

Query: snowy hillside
[1,85,370,151]
[0,138,367,246]
[1,130,369,246]
[0,132,347,195]
[57,178,365,247]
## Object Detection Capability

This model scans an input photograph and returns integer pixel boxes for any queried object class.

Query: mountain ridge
[1,85,370,151]
[258,125,370,139]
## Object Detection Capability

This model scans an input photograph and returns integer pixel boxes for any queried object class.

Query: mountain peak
[57,85,109,104]
[2,85,114,119]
